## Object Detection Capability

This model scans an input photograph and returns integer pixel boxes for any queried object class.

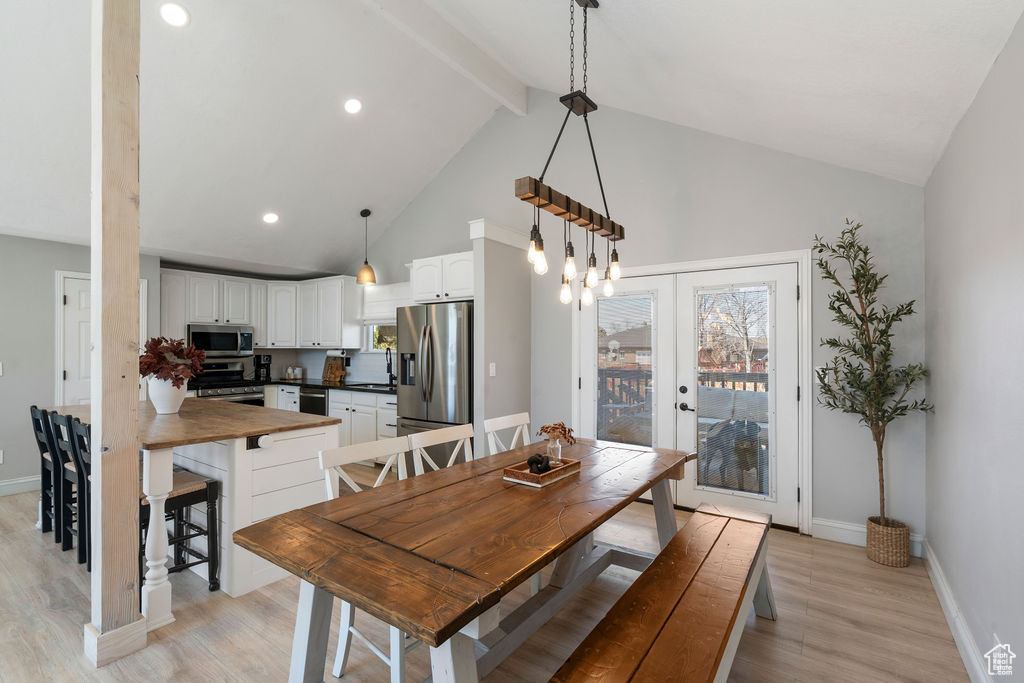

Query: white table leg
[651,479,677,549]
[290,580,334,683]
[549,533,593,588]
[141,447,174,631]
[429,632,478,683]
[753,563,777,620]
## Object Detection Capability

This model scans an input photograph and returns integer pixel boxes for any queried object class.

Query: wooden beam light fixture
[514,0,624,304]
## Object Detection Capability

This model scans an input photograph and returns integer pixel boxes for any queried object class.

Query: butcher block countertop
[50,398,341,451]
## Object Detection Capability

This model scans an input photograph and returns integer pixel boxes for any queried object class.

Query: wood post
[83,0,145,666]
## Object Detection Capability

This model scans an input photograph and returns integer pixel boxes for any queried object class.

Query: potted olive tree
[814,221,932,567]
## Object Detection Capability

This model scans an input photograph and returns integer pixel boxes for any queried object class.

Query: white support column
[83,0,145,667]
[141,447,174,630]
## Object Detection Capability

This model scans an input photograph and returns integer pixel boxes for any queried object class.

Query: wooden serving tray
[502,458,581,488]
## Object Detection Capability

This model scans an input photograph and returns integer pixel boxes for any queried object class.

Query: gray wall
[472,238,532,451]
[924,14,1024,662]
[363,88,927,534]
[0,234,160,483]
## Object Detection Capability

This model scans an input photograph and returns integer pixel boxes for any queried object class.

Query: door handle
[425,325,435,402]
[679,402,695,412]
[417,326,428,403]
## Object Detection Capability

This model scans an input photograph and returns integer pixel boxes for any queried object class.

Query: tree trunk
[874,427,886,524]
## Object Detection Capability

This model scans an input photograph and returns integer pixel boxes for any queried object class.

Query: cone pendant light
[356,208,376,285]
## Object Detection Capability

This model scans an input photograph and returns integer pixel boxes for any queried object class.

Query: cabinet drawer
[251,457,322,496]
[377,409,397,438]
[329,390,353,405]
[252,480,325,522]
[376,394,398,410]
[351,392,377,407]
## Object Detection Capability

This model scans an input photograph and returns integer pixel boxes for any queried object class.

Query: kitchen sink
[347,383,396,391]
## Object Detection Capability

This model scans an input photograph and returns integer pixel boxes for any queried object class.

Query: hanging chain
[568,0,575,92]
[582,7,588,93]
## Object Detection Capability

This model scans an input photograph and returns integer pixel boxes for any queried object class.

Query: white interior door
[674,264,799,526]
[579,275,675,451]
[61,275,148,404]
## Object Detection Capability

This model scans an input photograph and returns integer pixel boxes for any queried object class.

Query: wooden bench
[552,503,777,683]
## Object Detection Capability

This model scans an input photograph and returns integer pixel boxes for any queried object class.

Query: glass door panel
[597,296,654,446]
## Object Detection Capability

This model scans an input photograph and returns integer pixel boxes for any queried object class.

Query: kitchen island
[53,399,341,630]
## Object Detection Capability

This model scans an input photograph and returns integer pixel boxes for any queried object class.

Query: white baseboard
[811,517,924,558]
[0,475,41,497]
[923,541,989,682]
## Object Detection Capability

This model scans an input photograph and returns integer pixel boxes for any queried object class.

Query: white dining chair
[408,423,474,475]
[318,436,418,682]
[484,412,531,455]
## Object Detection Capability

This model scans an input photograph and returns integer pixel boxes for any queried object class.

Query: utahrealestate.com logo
[986,643,1015,677]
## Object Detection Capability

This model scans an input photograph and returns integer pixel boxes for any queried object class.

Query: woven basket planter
[866,516,910,567]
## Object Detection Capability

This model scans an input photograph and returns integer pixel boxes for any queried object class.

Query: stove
[189,359,265,405]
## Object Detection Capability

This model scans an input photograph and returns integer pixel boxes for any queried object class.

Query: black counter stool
[29,406,61,543]
[50,413,87,559]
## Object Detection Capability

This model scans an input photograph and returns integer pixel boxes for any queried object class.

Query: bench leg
[429,632,477,683]
[289,580,334,683]
[651,479,677,549]
[753,563,777,620]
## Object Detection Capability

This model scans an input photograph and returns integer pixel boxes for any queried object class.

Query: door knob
[679,385,688,394]
[679,402,695,412]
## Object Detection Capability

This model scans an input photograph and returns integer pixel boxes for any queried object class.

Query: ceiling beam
[357,0,528,116]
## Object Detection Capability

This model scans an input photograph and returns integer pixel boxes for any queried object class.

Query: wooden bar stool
[29,406,61,543]
[318,436,416,682]
[50,413,89,562]
[46,412,79,553]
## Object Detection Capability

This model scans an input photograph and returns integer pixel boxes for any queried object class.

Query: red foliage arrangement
[538,421,576,445]
[139,337,205,388]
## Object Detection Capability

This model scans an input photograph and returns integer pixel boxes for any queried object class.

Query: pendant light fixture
[356,208,376,285]
[602,240,614,296]
[514,0,626,304]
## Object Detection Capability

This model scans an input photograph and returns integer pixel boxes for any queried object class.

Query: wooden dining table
[233,438,690,682]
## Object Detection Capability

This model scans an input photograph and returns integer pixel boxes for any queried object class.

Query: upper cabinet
[297,276,361,348]
[267,283,298,348]
[188,273,221,323]
[252,282,268,347]
[363,282,413,321]
[222,278,252,325]
[411,251,475,303]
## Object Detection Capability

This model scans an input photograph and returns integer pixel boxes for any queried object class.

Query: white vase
[148,377,186,414]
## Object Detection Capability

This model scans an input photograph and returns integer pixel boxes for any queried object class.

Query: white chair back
[318,435,411,499]
[484,412,531,455]
[409,424,474,476]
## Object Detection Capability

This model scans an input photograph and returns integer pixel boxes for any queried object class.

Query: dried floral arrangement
[139,337,205,388]
[537,421,576,445]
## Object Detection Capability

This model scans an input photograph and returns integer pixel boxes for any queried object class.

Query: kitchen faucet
[385,346,397,387]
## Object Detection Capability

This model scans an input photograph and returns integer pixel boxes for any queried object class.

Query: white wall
[924,13,1024,666]
[367,88,927,536]
[0,234,161,484]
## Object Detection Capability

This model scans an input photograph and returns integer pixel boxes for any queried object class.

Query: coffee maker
[254,354,272,383]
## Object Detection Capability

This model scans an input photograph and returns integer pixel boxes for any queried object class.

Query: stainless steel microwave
[186,324,254,357]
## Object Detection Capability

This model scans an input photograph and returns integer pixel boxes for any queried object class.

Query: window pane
[597,296,654,447]
[369,324,397,351]
[696,285,770,496]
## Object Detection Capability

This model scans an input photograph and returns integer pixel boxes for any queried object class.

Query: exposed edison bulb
[609,247,621,280]
[603,267,614,297]
[559,276,573,304]
[581,284,594,306]
[527,225,538,264]
[533,247,548,275]
[585,255,599,289]
[563,242,577,280]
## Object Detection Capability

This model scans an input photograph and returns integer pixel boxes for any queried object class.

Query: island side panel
[172,424,340,597]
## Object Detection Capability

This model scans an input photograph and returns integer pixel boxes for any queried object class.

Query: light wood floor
[0,468,967,682]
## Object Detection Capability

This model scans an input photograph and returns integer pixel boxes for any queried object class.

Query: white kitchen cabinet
[252,282,268,347]
[411,252,474,303]
[278,386,299,412]
[189,273,222,323]
[222,278,252,325]
[328,391,353,447]
[160,269,188,340]
[362,282,412,321]
[267,283,298,348]
[351,405,377,444]
[317,278,344,347]
[298,282,319,347]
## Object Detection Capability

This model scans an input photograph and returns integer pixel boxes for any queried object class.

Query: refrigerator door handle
[417,325,428,403]
[426,324,435,403]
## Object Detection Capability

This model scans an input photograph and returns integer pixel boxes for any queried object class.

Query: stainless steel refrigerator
[396,302,473,448]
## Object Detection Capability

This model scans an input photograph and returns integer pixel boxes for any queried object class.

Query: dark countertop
[271,379,397,395]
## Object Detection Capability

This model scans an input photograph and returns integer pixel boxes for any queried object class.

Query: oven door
[188,324,241,357]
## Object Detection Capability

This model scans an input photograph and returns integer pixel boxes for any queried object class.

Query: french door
[578,263,800,527]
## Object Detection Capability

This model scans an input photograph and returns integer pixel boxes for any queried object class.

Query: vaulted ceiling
[2,1,1021,275]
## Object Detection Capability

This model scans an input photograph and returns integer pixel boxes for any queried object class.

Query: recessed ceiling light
[160,3,190,27]
[344,98,363,114]
[262,212,279,225]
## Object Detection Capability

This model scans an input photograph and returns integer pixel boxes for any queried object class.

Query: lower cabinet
[329,389,400,463]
